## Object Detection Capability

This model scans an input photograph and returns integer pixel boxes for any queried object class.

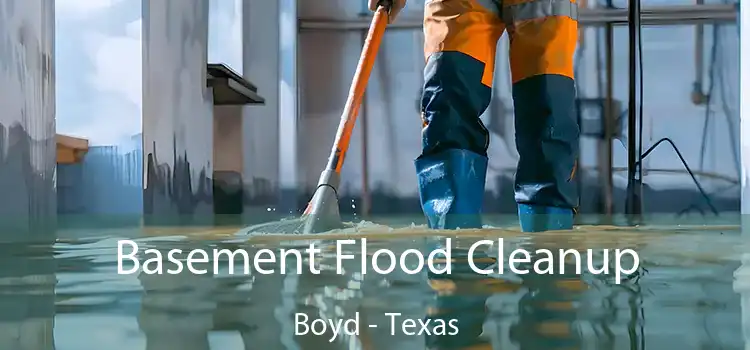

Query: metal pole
[694,0,705,105]
[601,1,615,221]
[625,0,642,222]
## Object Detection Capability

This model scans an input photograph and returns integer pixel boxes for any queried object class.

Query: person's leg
[505,0,580,232]
[417,0,505,229]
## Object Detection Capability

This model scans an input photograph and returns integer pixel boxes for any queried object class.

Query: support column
[0,0,56,240]
[213,105,245,224]
[243,0,281,219]
[243,1,300,218]
[142,0,214,226]
[209,0,243,224]
[278,0,300,213]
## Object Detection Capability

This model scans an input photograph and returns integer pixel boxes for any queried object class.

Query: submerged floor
[0,220,746,349]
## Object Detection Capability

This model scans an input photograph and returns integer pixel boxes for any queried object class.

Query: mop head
[237,218,357,235]
[238,184,346,235]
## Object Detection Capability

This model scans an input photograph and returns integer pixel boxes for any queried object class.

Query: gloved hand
[368,0,406,23]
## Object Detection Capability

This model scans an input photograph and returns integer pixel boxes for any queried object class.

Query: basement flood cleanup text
[117,238,640,283]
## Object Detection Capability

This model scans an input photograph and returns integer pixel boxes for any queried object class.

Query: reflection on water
[0,224,743,349]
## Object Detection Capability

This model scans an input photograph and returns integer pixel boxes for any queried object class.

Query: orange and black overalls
[415,0,579,232]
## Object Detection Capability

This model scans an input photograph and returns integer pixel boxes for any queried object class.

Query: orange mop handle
[324,5,390,174]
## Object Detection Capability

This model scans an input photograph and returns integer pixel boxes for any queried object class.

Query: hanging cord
[638,138,719,215]
[697,24,718,171]
[698,21,741,177]
[681,1,741,214]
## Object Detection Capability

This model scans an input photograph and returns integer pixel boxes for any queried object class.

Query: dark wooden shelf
[207,63,265,105]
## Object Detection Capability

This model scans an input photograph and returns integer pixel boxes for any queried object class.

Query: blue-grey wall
[57,134,142,226]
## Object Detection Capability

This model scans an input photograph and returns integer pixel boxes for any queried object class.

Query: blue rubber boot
[518,204,574,232]
[415,149,488,230]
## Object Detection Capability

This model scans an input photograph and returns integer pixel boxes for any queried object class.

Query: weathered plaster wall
[213,106,244,218]
[0,2,55,349]
[142,0,214,225]
[213,107,243,174]
[0,0,56,239]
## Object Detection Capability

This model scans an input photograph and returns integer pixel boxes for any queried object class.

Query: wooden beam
[56,134,89,164]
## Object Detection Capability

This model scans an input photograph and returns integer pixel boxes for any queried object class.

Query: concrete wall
[142,0,214,225]
[213,106,244,218]
[242,0,282,213]
[0,0,56,239]
[213,107,243,174]
[0,2,55,349]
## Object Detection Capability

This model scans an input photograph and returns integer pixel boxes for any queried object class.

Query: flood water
[1,221,745,350]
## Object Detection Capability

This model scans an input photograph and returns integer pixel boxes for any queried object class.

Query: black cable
[624,0,720,218]
[624,0,641,219]
[681,15,741,214]
[613,105,721,216]
[679,182,737,216]
[592,0,721,218]
[637,138,719,215]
